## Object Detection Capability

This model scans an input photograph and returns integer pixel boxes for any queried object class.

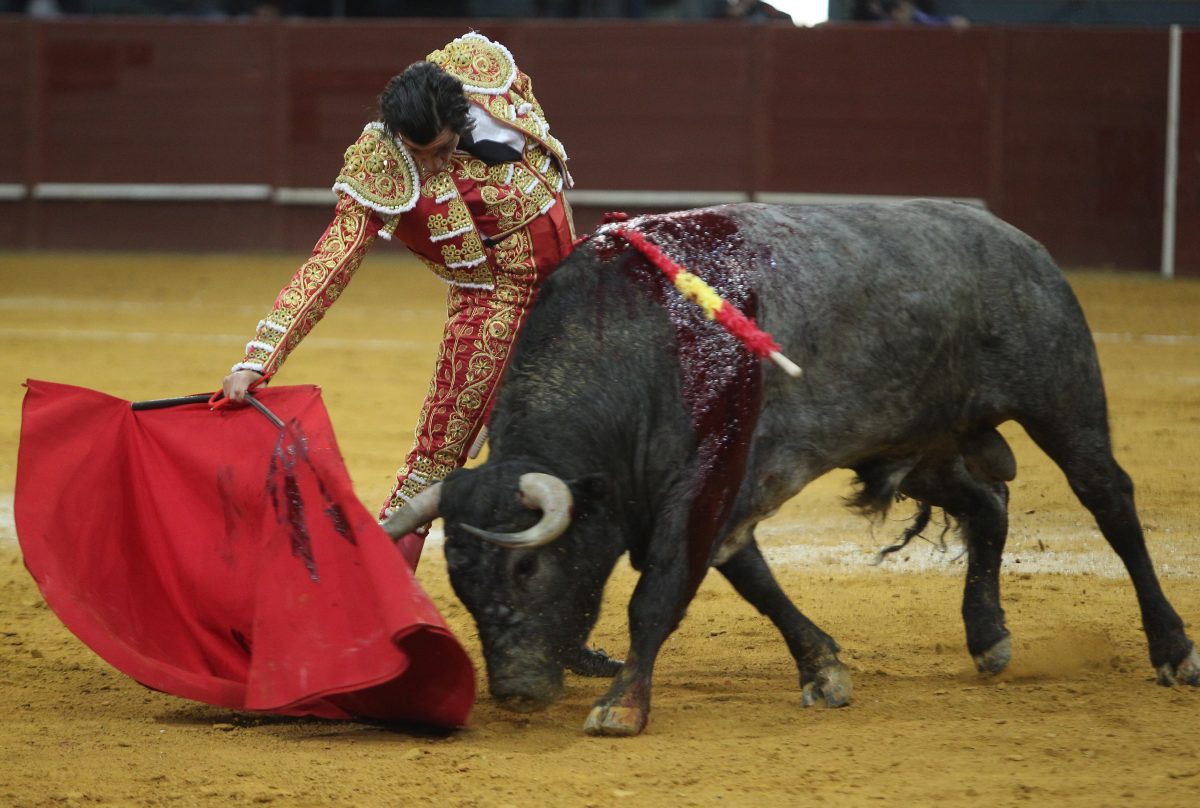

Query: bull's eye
[513,553,538,582]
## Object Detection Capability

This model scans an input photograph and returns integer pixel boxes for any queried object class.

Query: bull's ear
[568,473,608,503]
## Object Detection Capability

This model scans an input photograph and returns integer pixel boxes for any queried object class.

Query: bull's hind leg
[1022,418,1200,685]
[717,537,852,708]
[900,463,1013,674]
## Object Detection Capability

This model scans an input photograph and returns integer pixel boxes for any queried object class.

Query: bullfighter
[221,32,575,569]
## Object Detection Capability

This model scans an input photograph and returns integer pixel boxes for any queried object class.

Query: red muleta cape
[14,380,474,727]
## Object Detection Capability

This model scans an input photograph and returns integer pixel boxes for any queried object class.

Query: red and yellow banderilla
[609,223,803,378]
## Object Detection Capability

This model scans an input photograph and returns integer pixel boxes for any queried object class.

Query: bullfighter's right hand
[222,369,264,403]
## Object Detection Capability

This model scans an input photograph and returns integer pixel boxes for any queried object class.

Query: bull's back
[728,201,1100,460]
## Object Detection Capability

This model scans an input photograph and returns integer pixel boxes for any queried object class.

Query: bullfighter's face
[402,126,460,176]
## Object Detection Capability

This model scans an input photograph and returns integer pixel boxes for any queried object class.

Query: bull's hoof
[800,663,853,708]
[583,704,647,736]
[973,635,1013,675]
[1155,647,1200,687]
[566,646,623,678]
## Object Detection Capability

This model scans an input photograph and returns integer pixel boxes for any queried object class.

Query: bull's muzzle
[484,641,565,713]
[489,675,563,713]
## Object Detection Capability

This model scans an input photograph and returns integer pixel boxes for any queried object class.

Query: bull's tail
[870,500,962,566]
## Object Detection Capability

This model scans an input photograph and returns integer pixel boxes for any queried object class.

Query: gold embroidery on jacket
[428,197,473,241]
[486,95,513,122]
[332,126,418,214]
[455,157,492,183]
[380,216,400,239]
[488,162,512,185]
[418,252,493,288]
[440,231,487,269]
[421,171,456,201]
[242,196,376,374]
[427,33,516,94]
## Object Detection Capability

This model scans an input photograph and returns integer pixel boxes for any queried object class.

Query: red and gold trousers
[383,201,574,563]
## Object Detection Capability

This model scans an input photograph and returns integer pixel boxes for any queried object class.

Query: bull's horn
[379,482,443,540]
[459,473,573,549]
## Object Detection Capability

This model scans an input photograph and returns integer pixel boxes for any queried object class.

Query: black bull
[382,200,1198,736]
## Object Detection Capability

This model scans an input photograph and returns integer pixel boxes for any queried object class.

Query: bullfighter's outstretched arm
[232,195,383,378]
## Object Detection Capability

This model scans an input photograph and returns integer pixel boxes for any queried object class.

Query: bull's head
[381,462,619,713]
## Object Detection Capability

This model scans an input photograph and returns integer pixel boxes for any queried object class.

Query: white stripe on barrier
[32,183,273,202]
[0,326,431,352]
[273,187,338,206]
[566,189,751,207]
[0,184,984,211]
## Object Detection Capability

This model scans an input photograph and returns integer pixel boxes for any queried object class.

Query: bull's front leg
[583,551,691,737]
[717,538,852,708]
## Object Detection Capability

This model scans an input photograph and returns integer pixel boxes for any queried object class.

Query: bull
[383,200,1199,736]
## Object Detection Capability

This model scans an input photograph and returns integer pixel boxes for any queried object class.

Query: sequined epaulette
[427,32,517,95]
[332,123,420,215]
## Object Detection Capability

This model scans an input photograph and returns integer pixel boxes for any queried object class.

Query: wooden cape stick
[131,391,286,430]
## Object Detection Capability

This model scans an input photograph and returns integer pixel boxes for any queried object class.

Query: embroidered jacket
[233,32,571,377]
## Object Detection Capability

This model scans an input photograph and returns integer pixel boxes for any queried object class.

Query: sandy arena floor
[1,251,1198,807]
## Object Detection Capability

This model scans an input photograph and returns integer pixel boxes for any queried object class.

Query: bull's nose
[499,695,546,713]
[494,692,554,713]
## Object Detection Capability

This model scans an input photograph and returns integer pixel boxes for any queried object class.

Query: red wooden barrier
[0,19,1193,275]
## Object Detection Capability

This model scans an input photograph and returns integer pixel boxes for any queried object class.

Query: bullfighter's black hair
[378,61,473,145]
